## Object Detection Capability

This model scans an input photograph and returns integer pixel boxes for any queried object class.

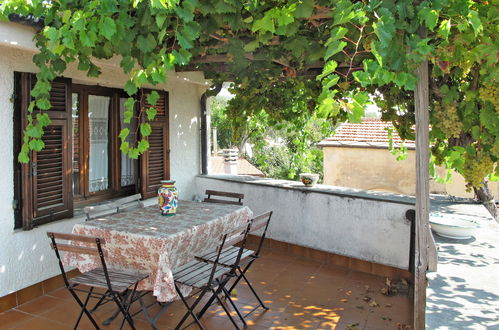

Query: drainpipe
[200,84,222,175]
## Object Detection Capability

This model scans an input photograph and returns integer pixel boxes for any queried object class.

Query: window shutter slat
[32,121,72,223]
[18,73,73,229]
[139,90,170,199]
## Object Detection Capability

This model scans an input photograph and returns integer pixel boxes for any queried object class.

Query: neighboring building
[318,118,498,199]
[209,156,264,176]
[0,21,208,298]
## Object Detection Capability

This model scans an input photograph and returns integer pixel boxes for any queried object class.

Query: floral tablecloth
[62,200,253,302]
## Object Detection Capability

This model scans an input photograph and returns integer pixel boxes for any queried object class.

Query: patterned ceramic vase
[158,180,178,216]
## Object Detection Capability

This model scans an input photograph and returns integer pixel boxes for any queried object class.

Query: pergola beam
[413,30,431,330]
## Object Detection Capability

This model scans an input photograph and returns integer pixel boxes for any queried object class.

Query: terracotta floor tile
[15,295,66,316]
[39,299,110,329]
[1,250,411,330]
[318,263,351,278]
[45,286,91,301]
[0,310,34,329]
[120,318,154,330]
[45,287,73,300]
[10,316,68,330]
[318,318,367,330]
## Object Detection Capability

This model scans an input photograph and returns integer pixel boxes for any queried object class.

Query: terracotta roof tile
[318,118,415,148]
[209,156,264,176]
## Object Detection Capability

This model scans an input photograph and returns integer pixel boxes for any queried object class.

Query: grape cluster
[479,83,499,113]
[491,143,499,159]
[463,152,494,190]
[433,102,463,138]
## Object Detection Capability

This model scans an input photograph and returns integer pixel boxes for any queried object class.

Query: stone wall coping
[198,174,476,207]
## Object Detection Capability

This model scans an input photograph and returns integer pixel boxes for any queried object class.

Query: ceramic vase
[158,180,178,216]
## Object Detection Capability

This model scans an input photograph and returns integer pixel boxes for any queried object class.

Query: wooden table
[63,200,253,302]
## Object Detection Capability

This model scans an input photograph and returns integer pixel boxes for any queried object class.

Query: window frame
[72,84,138,206]
[13,72,171,229]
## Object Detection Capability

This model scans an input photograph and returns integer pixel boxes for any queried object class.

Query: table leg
[138,297,172,330]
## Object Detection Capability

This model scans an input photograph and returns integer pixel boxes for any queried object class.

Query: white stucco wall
[195,175,414,269]
[0,22,206,297]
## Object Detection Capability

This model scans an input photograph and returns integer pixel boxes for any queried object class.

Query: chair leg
[67,286,100,330]
[195,291,217,321]
[138,294,157,330]
[103,289,131,326]
[227,261,254,293]
[119,283,141,330]
[212,288,240,330]
[222,287,247,327]
[90,290,109,313]
[174,285,205,330]
[240,270,268,310]
[195,278,227,321]
[110,293,135,330]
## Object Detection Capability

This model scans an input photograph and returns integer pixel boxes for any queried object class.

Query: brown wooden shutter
[17,73,73,229]
[139,89,170,199]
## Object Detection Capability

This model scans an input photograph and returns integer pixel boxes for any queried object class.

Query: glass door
[88,95,111,193]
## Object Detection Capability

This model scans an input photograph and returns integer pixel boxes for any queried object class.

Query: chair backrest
[47,232,112,289]
[83,203,119,221]
[207,222,252,284]
[116,193,144,212]
[249,211,273,257]
[204,190,244,206]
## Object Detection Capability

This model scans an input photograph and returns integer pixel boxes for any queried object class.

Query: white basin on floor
[429,213,480,239]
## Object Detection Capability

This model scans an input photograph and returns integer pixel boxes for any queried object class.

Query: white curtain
[120,98,137,186]
[88,95,110,192]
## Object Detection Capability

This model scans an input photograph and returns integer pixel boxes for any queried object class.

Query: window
[71,85,138,200]
[13,72,170,229]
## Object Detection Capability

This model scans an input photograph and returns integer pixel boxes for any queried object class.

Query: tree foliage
[1,0,497,192]
[211,93,331,180]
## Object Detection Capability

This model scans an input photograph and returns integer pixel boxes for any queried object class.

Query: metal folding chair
[173,222,252,330]
[203,190,244,205]
[47,232,148,329]
[197,211,273,317]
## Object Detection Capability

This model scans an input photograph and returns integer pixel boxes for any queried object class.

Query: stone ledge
[199,174,417,205]
[199,174,477,207]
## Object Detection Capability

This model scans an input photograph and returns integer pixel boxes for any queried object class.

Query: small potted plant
[299,173,319,187]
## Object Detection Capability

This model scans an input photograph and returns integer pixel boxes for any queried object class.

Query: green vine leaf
[140,123,152,137]
[119,128,130,140]
[137,34,157,52]
[36,98,51,110]
[146,107,158,121]
[294,0,315,19]
[124,80,138,96]
[324,40,346,61]
[418,7,439,31]
[120,141,130,153]
[146,91,160,106]
[29,139,45,152]
[467,10,483,37]
[99,17,117,40]
[137,139,150,152]
[36,113,51,127]
[438,19,451,40]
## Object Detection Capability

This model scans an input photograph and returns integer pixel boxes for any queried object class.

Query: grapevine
[463,152,494,191]
[0,0,497,196]
[479,83,499,114]
[432,102,463,139]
